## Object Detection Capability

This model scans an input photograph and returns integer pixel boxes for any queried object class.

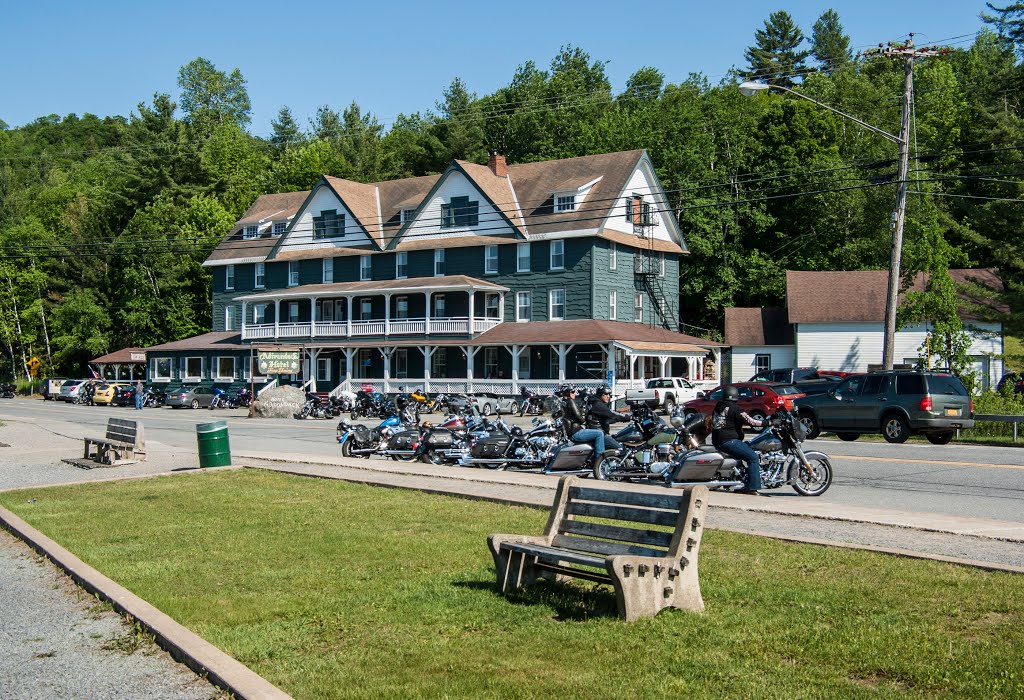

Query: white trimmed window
[484,245,498,274]
[434,249,445,276]
[549,240,564,270]
[549,289,565,321]
[323,258,334,284]
[395,296,409,319]
[433,294,446,317]
[516,291,531,322]
[272,221,287,235]
[609,242,617,270]
[659,253,665,277]
[288,302,300,322]
[225,264,235,291]
[225,305,236,331]
[185,357,203,381]
[555,194,576,212]
[254,262,265,289]
[484,293,500,319]
[401,208,416,224]
[216,357,236,381]
[153,358,173,382]
[394,348,409,379]
[360,255,371,281]
[317,300,335,322]
[313,209,344,239]
[634,293,643,323]
[517,242,531,272]
[243,225,259,239]
[431,348,447,377]
[360,298,372,320]
[609,290,617,321]
[288,261,299,287]
[396,252,408,279]
[316,357,332,383]
[756,354,771,374]
[518,352,531,380]
[484,348,499,378]
[253,303,267,325]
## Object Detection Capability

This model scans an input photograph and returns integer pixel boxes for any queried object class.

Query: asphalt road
[3,397,1024,523]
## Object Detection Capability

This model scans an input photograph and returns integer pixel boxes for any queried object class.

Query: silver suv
[794,371,974,445]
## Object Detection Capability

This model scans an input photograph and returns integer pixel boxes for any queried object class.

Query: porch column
[241,301,247,339]
[307,348,322,392]
[499,292,506,323]
[510,344,520,394]
[605,343,615,386]
[659,356,669,377]
[274,299,280,338]
[380,347,392,393]
[384,293,391,336]
[420,346,435,393]
[553,344,575,382]
[343,348,355,387]
[468,292,475,334]
[424,292,432,335]
[310,296,318,338]
[346,296,353,337]
[462,346,477,390]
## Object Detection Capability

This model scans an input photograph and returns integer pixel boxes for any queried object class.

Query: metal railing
[973,414,1024,442]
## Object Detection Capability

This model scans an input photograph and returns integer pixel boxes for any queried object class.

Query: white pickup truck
[623,377,700,414]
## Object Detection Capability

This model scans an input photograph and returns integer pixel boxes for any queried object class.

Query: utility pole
[866,37,942,370]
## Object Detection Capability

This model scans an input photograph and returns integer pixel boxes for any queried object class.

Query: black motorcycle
[300,392,331,420]
[591,405,682,481]
[517,386,545,416]
[351,390,388,420]
[0,383,16,399]
[143,388,167,408]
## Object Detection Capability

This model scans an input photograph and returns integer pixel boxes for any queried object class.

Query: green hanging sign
[258,350,301,374]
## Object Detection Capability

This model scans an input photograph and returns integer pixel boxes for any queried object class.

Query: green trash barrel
[196,420,231,468]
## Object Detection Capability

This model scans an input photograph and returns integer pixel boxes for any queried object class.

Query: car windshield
[772,385,803,395]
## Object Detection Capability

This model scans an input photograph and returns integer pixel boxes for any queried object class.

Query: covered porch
[89,348,148,381]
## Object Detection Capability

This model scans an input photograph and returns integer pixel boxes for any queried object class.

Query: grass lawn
[2,469,1023,700]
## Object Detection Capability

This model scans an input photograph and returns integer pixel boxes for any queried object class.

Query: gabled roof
[786,268,1005,323]
[322,176,386,247]
[146,332,246,351]
[724,308,794,346]
[205,191,308,265]
[90,347,147,364]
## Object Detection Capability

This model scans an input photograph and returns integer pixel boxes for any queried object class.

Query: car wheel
[926,431,954,445]
[664,397,676,416]
[799,411,821,440]
[882,414,910,444]
[482,403,493,416]
[190,399,199,410]
[749,410,766,422]
[836,432,859,442]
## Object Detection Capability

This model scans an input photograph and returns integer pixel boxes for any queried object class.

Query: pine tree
[982,2,1024,52]
[270,106,303,151]
[744,10,810,86]
[811,9,852,70]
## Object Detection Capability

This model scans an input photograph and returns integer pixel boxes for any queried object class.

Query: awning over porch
[234,275,509,302]
[612,340,707,357]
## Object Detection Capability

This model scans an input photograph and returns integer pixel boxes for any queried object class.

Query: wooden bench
[488,476,709,621]
[83,418,146,465]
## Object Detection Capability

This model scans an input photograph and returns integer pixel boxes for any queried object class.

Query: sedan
[469,392,521,416]
[165,386,216,409]
[92,382,133,405]
[682,382,807,421]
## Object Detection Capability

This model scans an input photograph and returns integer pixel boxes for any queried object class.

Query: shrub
[14,378,43,395]
[962,387,1024,439]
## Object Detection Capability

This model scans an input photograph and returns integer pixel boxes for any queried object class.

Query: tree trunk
[33,262,52,364]
[4,273,29,380]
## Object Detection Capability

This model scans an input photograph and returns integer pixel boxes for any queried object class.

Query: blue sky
[1,1,988,136]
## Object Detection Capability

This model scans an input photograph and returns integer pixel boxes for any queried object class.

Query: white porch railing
[428,318,469,334]
[325,375,719,399]
[472,318,502,333]
[314,322,348,337]
[242,317,504,340]
[351,320,387,336]
[257,378,278,396]
[242,324,275,340]
[278,322,312,338]
[390,319,427,334]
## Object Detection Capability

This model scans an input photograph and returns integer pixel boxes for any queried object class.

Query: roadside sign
[606,369,614,387]
[258,350,301,374]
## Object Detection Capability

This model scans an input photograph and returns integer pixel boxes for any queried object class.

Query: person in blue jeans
[711,385,766,495]
[134,380,144,410]
[559,385,608,454]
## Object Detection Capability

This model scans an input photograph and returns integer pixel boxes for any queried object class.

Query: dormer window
[243,225,259,240]
[272,221,287,236]
[555,194,576,212]
[441,196,478,228]
[313,210,344,239]
[401,209,416,224]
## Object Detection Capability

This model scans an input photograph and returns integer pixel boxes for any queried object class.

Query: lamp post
[738,79,910,370]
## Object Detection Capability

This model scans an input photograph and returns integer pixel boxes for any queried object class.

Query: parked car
[996,372,1024,396]
[794,370,974,444]
[111,385,137,407]
[92,382,133,405]
[43,377,67,400]
[165,386,217,409]
[469,392,520,416]
[58,379,90,402]
[748,368,820,383]
[682,382,807,421]
[623,377,700,414]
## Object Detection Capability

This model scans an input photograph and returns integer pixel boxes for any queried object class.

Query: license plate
[945,408,959,416]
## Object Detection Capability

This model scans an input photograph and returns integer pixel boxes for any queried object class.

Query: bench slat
[559,520,673,549]
[551,533,665,559]
[500,541,607,569]
[566,501,680,527]
[569,485,683,511]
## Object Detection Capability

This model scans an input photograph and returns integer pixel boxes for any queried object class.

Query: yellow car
[93,382,134,405]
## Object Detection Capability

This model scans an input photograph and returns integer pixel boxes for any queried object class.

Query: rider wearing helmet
[585,386,630,455]
[559,385,611,455]
[712,385,767,495]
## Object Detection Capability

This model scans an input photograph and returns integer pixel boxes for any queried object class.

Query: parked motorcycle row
[0,383,16,398]
[335,390,833,496]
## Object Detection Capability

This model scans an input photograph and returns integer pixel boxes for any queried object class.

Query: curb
[0,504,294,700]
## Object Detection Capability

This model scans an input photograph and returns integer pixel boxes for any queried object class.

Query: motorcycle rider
[585,386,630,455]
[559,385,609,455]
[712,385,766,495]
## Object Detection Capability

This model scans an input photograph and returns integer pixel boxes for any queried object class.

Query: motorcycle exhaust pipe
[458,458,545,467]
[664,479,743,488]
[381,450,416,458]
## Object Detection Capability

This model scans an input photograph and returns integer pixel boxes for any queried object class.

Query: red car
[683,382,807,421]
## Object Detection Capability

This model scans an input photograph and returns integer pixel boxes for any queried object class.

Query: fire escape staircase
[632,214,672,330]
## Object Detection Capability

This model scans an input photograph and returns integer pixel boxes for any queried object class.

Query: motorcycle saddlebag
[472,436,508,458]
[673,452,723,480]
[546,443,592,470]
[426,428,454,447]
[388,430,418,451]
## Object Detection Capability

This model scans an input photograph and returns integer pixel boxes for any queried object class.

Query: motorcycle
[590,405,684,481]
[517,386,545,416]
[143,388,167,408]
[337,410,420,460]
[0,383,16,398]
[300,391,331,419]
[232,388,252,408]
[351,389,388,420]
[595,407,834,497]
[457,409,585,471]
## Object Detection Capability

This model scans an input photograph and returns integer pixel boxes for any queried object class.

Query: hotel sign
[258,350,301,374]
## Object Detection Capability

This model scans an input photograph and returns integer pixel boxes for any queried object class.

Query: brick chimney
[488,150,508,177]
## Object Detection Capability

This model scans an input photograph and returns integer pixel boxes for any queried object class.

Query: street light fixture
[738,79,911,370]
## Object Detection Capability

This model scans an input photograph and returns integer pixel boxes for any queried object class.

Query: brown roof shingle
[206,191,308,263]
[724,308,794,346]
[473,320,724,346]
[146,332,246,352]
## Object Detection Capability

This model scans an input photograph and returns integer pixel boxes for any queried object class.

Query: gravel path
[0,529,217,700]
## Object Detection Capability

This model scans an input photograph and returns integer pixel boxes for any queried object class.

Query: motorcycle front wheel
[789,456,833,496]
[592,454,624,481]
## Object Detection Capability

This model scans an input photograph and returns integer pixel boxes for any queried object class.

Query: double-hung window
[634,293,643,323]
[609,241,617,270]
[323,257,334,284]
[609,290,617,321]
[549,240,564,270]
[288,261,299,287]
[272,221,287,236]
[484,293,500,319]
[253,303,267,325]
[313,209,344,239]
[484,348,498,378]
[517,242,531,272]
[224,264,235,291]
[516,291,531,322]
[549,289,565,321]
[243,225,258,240]
[288,302,299,323]
[316,358,332,383]
[433,294,446,317]
[395,296,409,320]
[254,262,265,289]
[431,348,447,377]
[659,253,665,277]
[555,194,576,212]
[225,305,236,331]
[434,249,445,276]
[395,252,408,279]
[441,196,479,228]
[360,298,372,320]
[484,245,498,274]
[360,255,371,281]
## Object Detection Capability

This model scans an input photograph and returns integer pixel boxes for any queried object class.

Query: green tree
[811,9,852,70]
[270,106,304,151]
[982,2,1024,53]
[744,10,811,86]
[176,58,252,133]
